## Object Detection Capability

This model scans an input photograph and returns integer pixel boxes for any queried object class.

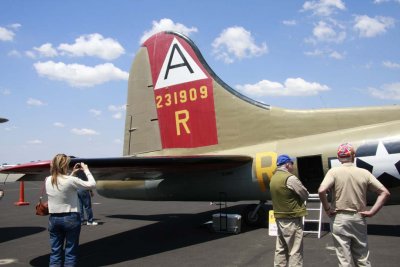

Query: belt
[50,212,79,217]
[336,210,358,215]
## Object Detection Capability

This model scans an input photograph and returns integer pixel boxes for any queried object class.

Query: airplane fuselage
[98,119,400,205]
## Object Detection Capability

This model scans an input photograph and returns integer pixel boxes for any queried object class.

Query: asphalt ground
[1,181,399,267]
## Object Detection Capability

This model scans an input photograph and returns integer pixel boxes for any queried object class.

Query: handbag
[35,197,49,216]
[35,178,49,216]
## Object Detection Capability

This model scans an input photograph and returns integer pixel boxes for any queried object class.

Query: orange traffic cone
[15,181,29,206]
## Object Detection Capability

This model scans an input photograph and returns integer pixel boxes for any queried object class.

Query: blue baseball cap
[276,154,295,166]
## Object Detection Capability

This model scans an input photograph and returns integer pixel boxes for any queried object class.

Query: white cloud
[8,50,22,57]
[212,27,268,64]
[89,109,102,117]
[236,78,330,97]
[108,104,126,112]
[1,89,11,95]
[0,27,15,41]
[33,61,129,87]
[369,82,400,100]
[53,122,65,128]
[304,49,324,57]
[27,140,42,144]
[282,20,297,26]
[308,21,346,43]
[329,51,344,59]
[112,112,122,119]
[58,33,125,60]
[353,15,395,38]
[108,104,125,119]
[383,61,400,69]
[140,18,198,44]
[25,50,36,58]
[33,43,58,57]
[304,48,344,59]
[302,0,346,16]
[71,128,99,136]
[374,0,400,4]
[9,23,21,30]
[27,98,45,106]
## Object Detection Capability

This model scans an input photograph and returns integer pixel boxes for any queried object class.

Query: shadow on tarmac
[367,224,400,237]
[26,204,400,266]
[29,204,259,266]
[0,226,46,243]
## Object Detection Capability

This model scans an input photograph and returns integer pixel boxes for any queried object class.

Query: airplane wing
[0,155,253,181]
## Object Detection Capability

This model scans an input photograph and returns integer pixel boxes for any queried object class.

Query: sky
[0,0,399,164]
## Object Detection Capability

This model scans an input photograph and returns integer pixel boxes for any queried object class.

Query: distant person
[318,143,390,267]
[76,170,98,225]
[270,154,309,267]
[46,154,96,267]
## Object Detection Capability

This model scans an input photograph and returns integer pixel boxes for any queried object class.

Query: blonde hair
[50,154,70,189]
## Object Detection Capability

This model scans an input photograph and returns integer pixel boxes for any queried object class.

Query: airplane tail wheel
[242,204,267,227]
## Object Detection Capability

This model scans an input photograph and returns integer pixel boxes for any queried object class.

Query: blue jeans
[77,190,94,223]
[48,212,81,267]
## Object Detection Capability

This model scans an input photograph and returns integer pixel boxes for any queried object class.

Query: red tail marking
[143,33,218,148]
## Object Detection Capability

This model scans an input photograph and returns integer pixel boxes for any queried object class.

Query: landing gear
[242,201,270,227]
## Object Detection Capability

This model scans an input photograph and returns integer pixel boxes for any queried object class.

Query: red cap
[337,143,355,160]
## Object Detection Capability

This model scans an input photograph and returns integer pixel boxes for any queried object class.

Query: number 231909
[156,86,208,109]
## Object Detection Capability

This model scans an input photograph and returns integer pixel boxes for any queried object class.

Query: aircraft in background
[2,31,400,226]
[0,117,8,123]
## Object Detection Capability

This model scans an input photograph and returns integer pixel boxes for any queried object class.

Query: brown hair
[50,154,70,189]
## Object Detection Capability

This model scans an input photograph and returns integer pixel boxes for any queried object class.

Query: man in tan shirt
[318,143,390,267]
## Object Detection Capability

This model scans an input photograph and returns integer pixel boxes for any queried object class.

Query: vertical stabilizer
[123,46,162,155]
[124,32,222,155]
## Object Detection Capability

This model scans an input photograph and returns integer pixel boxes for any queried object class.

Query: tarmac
[1,181,399,267]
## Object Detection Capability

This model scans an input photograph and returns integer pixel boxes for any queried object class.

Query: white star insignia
[357,142,400,179]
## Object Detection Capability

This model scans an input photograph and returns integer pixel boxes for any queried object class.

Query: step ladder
[303,193,323,238]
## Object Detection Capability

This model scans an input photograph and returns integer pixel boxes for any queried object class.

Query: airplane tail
[123,31,400,156]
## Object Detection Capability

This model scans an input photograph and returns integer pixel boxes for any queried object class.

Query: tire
[242,204,268,227]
